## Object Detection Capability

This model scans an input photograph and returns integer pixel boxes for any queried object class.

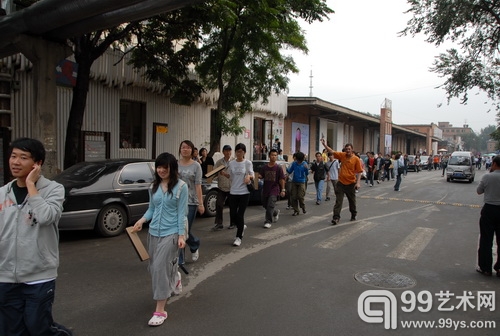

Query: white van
[445,151,475,183]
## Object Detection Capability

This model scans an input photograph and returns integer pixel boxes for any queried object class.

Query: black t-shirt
[12,182,28,205]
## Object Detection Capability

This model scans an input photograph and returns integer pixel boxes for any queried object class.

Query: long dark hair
[151,152,179,196]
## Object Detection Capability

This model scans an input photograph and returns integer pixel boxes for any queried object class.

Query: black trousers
[230,193,250,239]
[477,203,500,272]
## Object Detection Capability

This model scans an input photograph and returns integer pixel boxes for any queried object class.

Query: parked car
[419,155,430,169]
[54,159,155,237]
[202,160,289,217]
[407,155,421,172]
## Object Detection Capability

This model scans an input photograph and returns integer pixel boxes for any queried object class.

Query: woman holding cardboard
[132,152,188,326]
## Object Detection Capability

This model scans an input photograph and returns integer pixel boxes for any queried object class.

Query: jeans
[366,170,374,185]
[179,204,201,265]
[0,280,72,336]
[333,182,357,219]
[262,195,278,223]
[230,194,250,239]
[314,179,325,202]
[394,172,402,190]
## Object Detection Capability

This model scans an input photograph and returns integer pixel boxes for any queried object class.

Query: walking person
[211,145,233,231]
[0,138,72,336]
[199,147,215,176]
[393,153,404,191]
[441,154,449,176]
[365,152,376,187]
[178,140,204,264]
[321,139,363,225]
[475,155,500,277]
[258,149,286,228]
[324,153,339,202]
[132,152,187,326]
[219,143,254,246]
[311,151,327,204]
[286,151,309,216]
[376,152,384,183]
[383,154,392,181]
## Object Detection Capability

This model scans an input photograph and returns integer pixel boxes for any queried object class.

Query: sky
[286,0,498,133]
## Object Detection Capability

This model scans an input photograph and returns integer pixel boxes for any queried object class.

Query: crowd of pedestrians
[3,136,497,332]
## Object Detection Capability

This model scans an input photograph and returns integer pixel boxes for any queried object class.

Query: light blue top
[143,181,188,237]
[326,160,339,180]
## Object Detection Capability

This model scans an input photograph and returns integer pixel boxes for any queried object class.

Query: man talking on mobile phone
[0,138,72,335]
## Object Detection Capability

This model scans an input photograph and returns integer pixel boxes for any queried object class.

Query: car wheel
[204,189,218,217]
[95,204,128,237]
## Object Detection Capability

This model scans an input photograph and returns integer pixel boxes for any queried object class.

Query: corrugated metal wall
[2,50,288,171]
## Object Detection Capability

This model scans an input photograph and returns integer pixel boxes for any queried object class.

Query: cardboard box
[204,164,225,178]
[126,227,150,261]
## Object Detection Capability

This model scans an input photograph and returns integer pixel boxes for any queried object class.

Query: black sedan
[54,159,155,237]
[202,160,289,217]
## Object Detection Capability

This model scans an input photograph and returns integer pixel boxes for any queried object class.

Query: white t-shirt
[228,159,253,195]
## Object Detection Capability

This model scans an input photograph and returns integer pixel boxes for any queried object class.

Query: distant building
[400,123,443,155]
[486,139,497,153]
[437,122,473,152]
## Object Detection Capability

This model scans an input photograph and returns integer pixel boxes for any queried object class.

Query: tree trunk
[63,56,92,169]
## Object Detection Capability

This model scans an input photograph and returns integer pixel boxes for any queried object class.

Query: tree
[64,26,138,169]
[131,0,333,153]
[401,0,500,117]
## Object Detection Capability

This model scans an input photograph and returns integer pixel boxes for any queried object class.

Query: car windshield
[448,156,471,166]
[54,163,106,183]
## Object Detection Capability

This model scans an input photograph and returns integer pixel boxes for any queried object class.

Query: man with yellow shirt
[321,139,363,225]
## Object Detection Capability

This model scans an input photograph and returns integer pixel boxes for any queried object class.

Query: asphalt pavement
[54,168,499,336]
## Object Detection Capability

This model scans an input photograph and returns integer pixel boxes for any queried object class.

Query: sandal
[148,311,167,326]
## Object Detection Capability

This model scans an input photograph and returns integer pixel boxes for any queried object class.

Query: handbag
[247,179,255,192]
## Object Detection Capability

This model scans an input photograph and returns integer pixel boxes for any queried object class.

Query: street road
[53,168,498,336]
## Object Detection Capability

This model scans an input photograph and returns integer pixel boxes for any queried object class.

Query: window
[120,100,146,148]
[119,162,154,184]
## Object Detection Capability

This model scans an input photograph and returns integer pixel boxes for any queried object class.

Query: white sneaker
[273,209,280,223]
[191,249,199,262]
[173,271,182,295]
[264,222,272,229]
[233,237,242,246]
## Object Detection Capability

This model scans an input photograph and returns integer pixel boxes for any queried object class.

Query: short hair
[269,149,278,155]
[344,143,353,150]
[315,152,322,156]
[9,137,46,165]
[493,155,500,166]
[235,143,246,153]
[295,151,305,162]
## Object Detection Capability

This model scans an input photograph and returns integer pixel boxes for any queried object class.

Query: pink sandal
[148,311,167,326]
